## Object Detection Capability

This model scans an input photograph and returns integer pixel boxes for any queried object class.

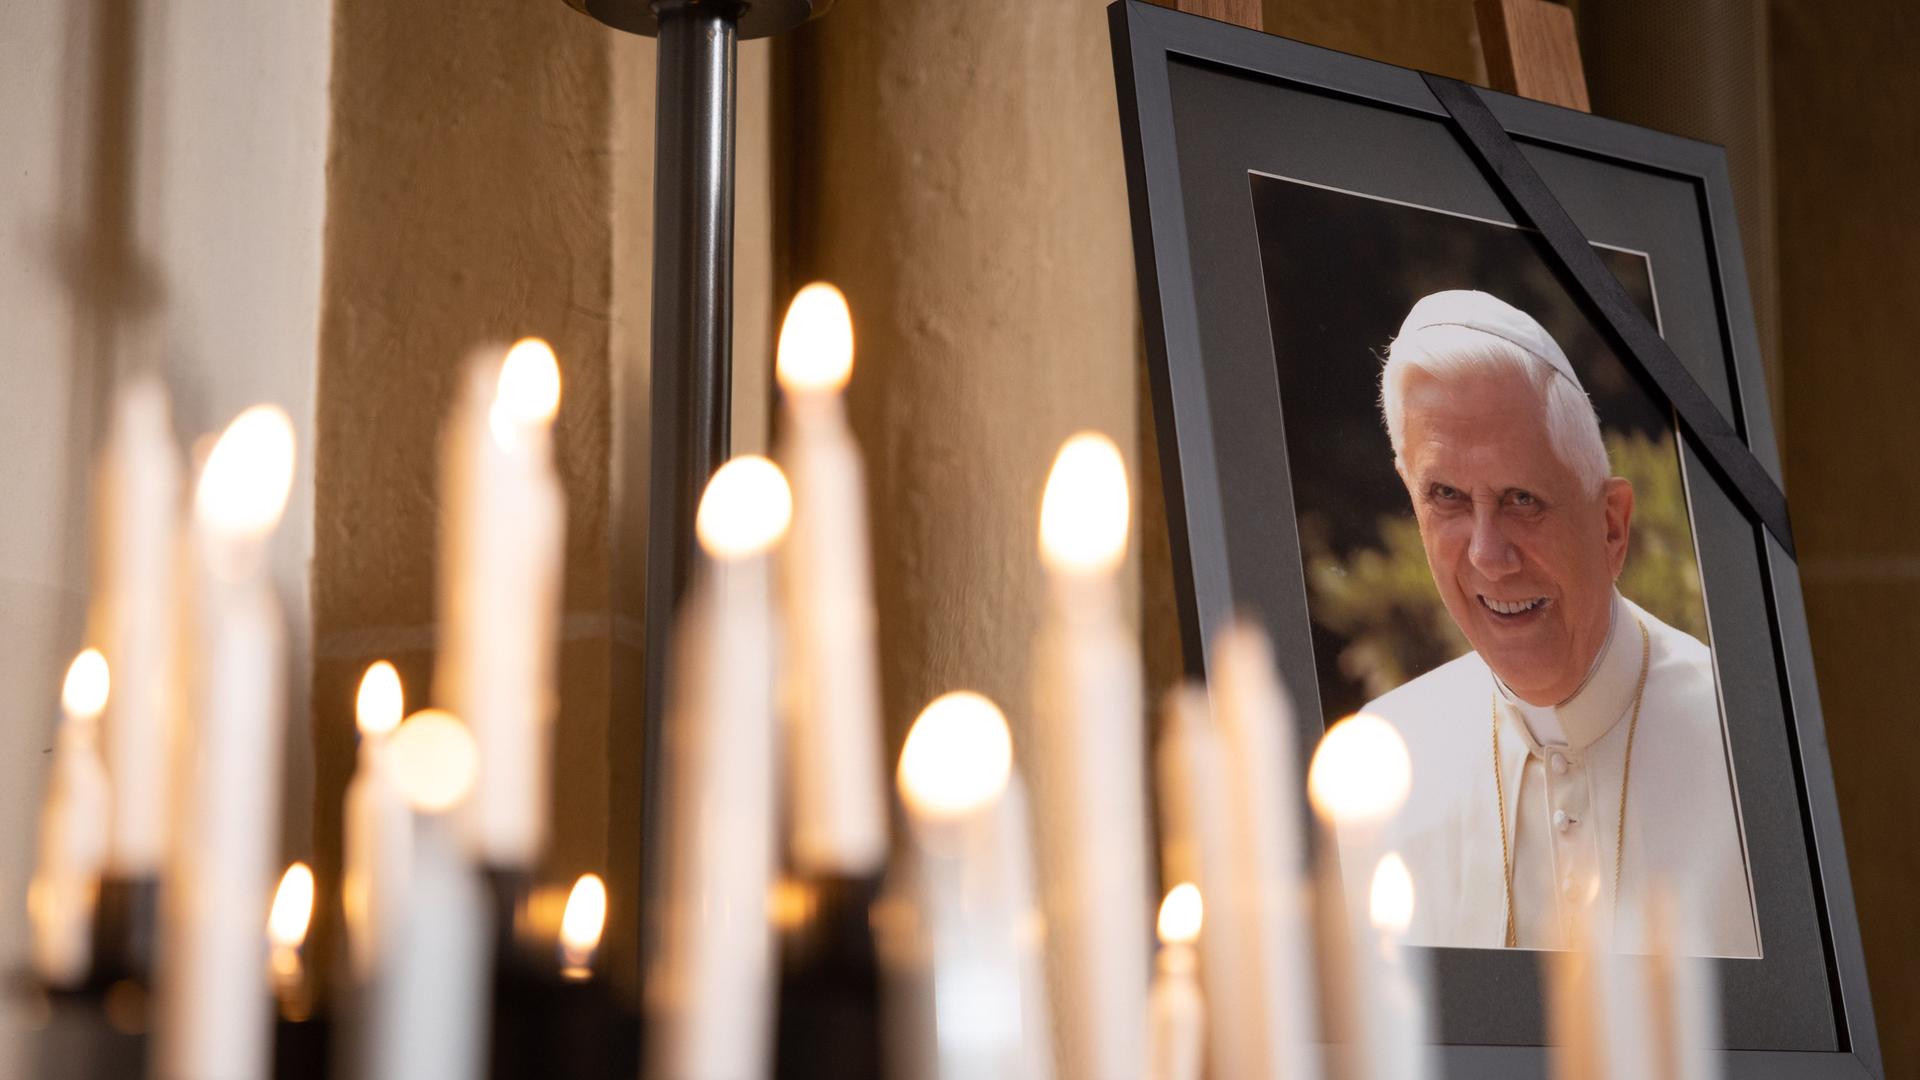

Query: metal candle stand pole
[560,0,832,1026]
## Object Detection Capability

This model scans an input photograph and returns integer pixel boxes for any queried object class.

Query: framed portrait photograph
[1108,1,1881,1075]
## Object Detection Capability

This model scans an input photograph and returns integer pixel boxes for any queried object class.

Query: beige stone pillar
[317,0,775,999]
[1774,1,1920,1073]
[776,0,1141,755]
[314,0,616,986]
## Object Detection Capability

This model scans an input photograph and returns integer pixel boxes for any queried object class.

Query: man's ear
[1603,477,1634,578]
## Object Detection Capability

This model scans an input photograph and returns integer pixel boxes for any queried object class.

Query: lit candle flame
[355,660,403,739]
[560,873,607,979]
[194,405,296,538]
[385,709,479,813]
[776,282,855,395]
[61,648,110,722]
[1039,432,1130,575]
[489,337,563,445]
[269,862,315,950]
[1369,853,1415,935]
[695,455,793,561]
[1306,713,1412,826]
[1157,882,1203,946]
[897,690,1013,819]
[768,877,818,933]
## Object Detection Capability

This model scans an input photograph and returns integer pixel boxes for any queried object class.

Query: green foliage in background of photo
[1305,430,1708,705]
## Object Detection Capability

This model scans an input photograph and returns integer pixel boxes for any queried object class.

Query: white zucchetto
[1396,289,1584,390]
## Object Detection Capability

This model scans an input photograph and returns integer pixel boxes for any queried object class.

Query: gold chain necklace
[1491,617,1649,949]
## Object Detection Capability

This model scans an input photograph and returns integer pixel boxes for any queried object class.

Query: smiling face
[1397,367,1633,705]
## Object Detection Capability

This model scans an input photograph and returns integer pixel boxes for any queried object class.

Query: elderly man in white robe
[1343,289,1759,958]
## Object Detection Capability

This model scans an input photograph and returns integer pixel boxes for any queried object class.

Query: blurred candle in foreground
[775,283,887,878]
[1145,884,1205,1080]
[268,862,315,1019]
[560,873,607,980]
[343,660,412,981]
[94,378,182,879]
[1030,431,1148,1080]
[437,338,565,869]
[29,648,113,987]
[1307,713,1413,1080]
[1155,687,1249,1080]
[1364,854,1433,1080]
[648,457,789,1080]
[156,404,295,1080]
[897,691,1054,1080]
[368,709,491,1080]
[1646,892,1720,1080]
[1210,621,1321,1080]
[1546,891,1712,1080]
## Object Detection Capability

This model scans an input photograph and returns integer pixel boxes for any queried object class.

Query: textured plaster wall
[776,0,1143,758]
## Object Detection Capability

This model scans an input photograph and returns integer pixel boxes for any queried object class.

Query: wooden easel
[1160,0,1589,107]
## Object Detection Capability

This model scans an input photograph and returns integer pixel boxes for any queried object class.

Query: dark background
[1249,173,1694,721]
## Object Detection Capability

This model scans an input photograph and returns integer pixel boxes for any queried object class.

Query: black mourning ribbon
[1420,72,1796,560]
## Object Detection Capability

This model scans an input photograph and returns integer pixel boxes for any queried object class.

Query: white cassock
[1341,591,1759,957]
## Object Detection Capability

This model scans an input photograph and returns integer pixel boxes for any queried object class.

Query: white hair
[1379,324,1611,493]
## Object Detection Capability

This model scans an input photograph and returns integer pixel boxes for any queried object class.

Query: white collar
[1495,592,1639,753]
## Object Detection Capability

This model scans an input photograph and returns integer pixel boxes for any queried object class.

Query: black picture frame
[1107,2,1881,1076]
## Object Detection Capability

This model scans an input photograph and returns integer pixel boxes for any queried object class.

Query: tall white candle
[366,709,491,1080]
[897,691,1055,1080]
[437,338,565,868]
[774,283,888,877]
[94,378,182,877]
[29,648,113,987]
[1210,621,1321,1080]
[1030,431,1149,1080]
[648,456,790,1080]
[1645,893,1720,1080]
[342,660,412,981]
[1145,883,1205,1080]
[155,405,296,1080]
[1306,713,1413,1080]
[1363,854,1434,1080]
[1156,687,1254,1080]
[1547,898,1699,1080]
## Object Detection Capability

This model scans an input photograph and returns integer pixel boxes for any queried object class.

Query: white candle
[1145,883,1205,1080]
[367,709,491,1080]
[1547,898,1695,1080]
[1030,431,1149,1080]
[774,283,888,877]
[1156,687,1254,1080]
[94,378,182,877]
[29,648,113,988]
[1645,893,1720,1080]
[342,660,412,981]
[156,405,296,1080]
[437,338,565,868]
[897,691,1054,1080]
[648,456,789,1080]
[1210,621,1321,1080]
[1306,713,1413,1080]
[1363,854,1434,1080]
